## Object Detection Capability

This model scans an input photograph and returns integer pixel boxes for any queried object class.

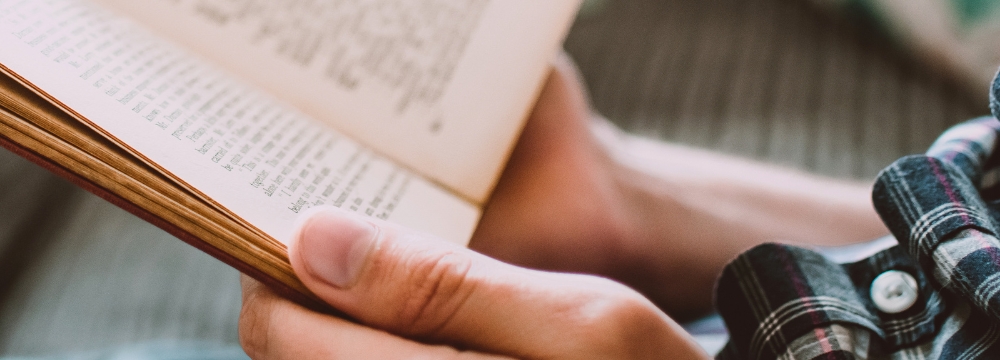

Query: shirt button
[870,270,919,314]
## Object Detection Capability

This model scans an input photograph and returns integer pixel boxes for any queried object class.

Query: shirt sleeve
[715,67,1000,360]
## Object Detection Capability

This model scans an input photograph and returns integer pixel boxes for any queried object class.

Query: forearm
[592,119,889,316]
[600,122,887,246]
[473,56,886,318]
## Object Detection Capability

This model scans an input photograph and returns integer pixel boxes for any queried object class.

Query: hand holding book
[239,84,713,355]
[239,205,709,359]
[234,61,706,358]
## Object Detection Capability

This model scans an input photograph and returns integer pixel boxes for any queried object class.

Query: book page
[0,0,480,245]
[90,0,580,203]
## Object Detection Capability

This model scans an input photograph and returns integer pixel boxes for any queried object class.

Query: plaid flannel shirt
[714,69,1000,359]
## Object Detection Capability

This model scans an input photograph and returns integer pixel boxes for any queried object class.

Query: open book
[0,0,579,304]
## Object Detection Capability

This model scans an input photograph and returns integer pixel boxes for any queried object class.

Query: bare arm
[471,55,888,319]
[596,120,888,317]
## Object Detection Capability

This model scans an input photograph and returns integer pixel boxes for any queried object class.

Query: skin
[239,55,889,359]
[241,209,708,359]
[470,54,887,319]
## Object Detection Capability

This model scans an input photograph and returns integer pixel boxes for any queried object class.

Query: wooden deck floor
[0,0,989,355]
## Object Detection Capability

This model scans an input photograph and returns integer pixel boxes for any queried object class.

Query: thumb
[288,207,705,359]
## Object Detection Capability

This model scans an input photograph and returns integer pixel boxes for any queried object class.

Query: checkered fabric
[715,69,1000,359]
[993,68,1000,121]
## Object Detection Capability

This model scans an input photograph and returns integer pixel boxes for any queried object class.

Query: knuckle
[238,288,277,359]
[599,295,665,333]
[390,246,478,337]
[563,278,670,355]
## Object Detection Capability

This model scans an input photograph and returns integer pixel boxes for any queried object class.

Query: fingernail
[296,209,379,289]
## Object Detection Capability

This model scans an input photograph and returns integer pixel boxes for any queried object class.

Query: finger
[287,207,707,359]
[238,274,509,360]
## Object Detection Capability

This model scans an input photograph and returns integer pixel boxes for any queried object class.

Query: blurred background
[0,0,996,357]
